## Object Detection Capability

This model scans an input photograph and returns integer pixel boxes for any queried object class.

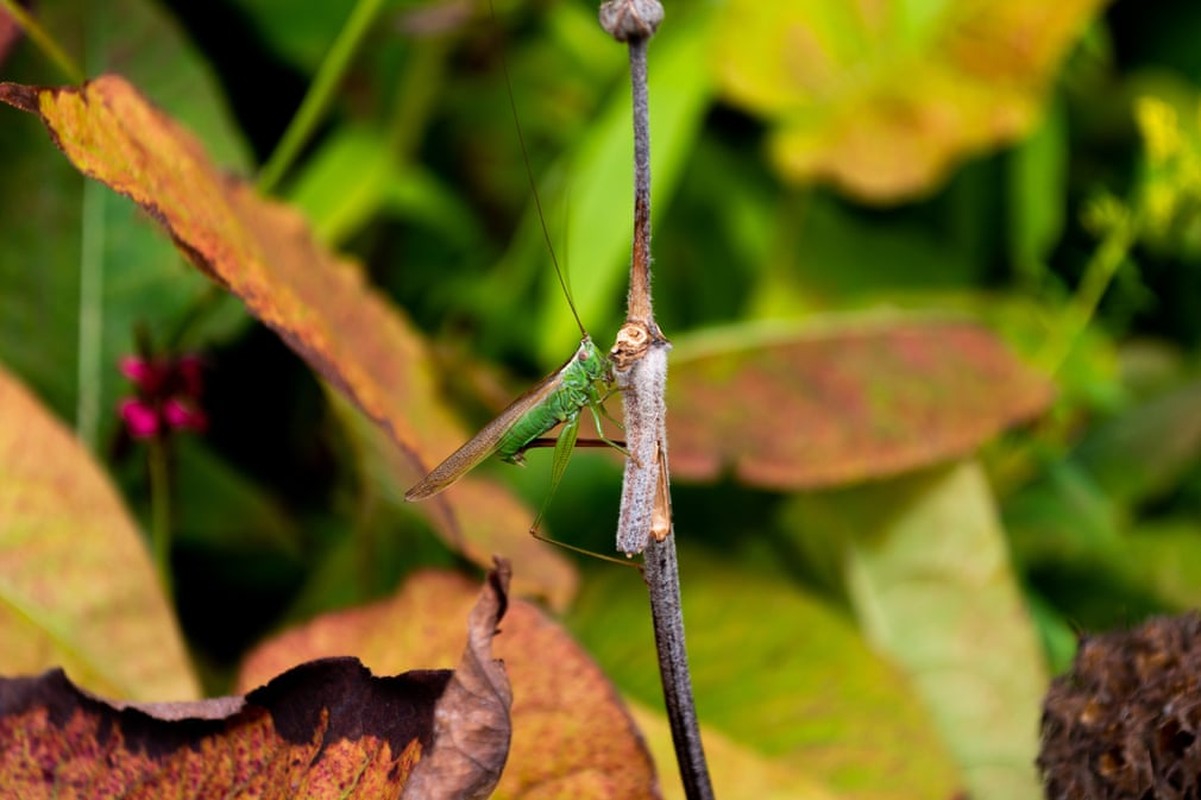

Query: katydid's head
[576,336,609,382]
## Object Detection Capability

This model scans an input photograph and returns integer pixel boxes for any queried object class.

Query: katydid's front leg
[588,401,633,460]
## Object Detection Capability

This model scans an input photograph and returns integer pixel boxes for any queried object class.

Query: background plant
[3,1,1201,798]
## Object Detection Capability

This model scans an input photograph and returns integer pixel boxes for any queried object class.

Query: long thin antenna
[489,1,587,339]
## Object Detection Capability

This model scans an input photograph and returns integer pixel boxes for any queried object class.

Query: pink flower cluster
[118,354,208,439]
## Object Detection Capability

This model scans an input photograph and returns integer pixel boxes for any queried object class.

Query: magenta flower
[117,354,208,440]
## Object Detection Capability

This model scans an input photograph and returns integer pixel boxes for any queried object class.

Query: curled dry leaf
[668,319,1053,490]
[0,76,575,604]
[0,563,512,799]
[403,560,514,800]
[239,569,659,799]
[0,363,196,701]
[714,0,1103,202]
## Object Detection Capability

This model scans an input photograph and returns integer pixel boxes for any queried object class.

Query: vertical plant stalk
[74,0,112,451]
[257,0,387,193]
[0,0,85,83]
[1039,212,1136,376]
[147,436,173,597]
[76,178,106,450]
[600,2,714,798]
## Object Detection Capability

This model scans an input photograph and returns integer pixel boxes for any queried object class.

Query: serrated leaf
[239,569,657,799]
[714,0,1103,202]
[0,363,196,701]
[0,75,576,600]
[669,318,1053,489]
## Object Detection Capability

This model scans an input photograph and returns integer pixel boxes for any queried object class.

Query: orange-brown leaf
[0,76,575,601]
[0,564,512,799]
[668,319,1053,489]
[239,569,658,799]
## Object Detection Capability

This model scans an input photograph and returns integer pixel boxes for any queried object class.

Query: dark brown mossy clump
[1039,612,1201,799]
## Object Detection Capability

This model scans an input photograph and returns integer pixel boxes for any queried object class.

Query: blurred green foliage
[5,0,1201,797]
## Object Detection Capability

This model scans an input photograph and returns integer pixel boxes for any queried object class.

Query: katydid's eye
[577,347,588,361]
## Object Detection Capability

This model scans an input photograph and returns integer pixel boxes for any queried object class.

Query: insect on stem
[405,5,626,539]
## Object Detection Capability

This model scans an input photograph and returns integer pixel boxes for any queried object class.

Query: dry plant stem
[644,524,713,800]
[601,3,714,797]
[626,35,654,327]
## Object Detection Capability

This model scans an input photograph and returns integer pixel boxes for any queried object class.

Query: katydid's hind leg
[529,526,642,568]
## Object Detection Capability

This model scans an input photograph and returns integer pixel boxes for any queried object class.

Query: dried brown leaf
[0,564,512,799]
[239,569,658,799]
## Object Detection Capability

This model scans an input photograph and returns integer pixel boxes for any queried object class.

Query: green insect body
[404,336,614,502]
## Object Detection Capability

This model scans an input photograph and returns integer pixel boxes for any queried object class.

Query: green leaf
[1120,518,1201,610]
[1072,377,1201,507]
[286,125,398,244]
[287,124,481,247]
[230,0,377,72]
[1004,458,1123,570]
[627,701,838,800]
[785,460,1047,799]
[568,551,962,800]
[170,438,302,554]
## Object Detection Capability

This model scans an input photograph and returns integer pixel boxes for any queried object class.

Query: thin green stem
[384,36,450,161]
[0,0,84,83]
[257,0,388,193]
[75,175,106,451]
[148,437,173,597]
[1038,215,1136,376]
[991,212,1139,496]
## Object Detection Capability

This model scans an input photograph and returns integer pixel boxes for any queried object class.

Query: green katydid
[402,327,619,506]
[404,47,623,516]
